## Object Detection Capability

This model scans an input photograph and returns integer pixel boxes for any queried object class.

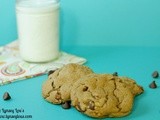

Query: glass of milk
[16,0,60,62]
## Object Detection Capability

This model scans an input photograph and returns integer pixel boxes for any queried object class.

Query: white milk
[16,0,60,62]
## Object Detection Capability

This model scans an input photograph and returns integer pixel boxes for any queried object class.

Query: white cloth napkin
[0,41,86,85]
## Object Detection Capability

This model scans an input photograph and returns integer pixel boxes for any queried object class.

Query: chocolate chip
[77,102,85,112]
[152,71,159,78]
[149,81,157,89]
[48,70,56,76]
[55,92,61,100]
[88,101,95,110]
[51,82,54,87]
[3,92,11,101]
[83,86,88,91]
[113,72,118,76]
[67,100,71,104]
[61,101,71,109]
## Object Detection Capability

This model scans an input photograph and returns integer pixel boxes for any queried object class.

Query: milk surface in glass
[16,0,60,62]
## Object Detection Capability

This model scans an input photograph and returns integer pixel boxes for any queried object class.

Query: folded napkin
[0,41,86,85]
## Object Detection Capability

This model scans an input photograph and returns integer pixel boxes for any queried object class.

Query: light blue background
[0,0,160,46]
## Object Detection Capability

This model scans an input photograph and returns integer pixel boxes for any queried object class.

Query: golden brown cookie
[71,74,143,118]
[42,63,93,104]
[118,77,144,96]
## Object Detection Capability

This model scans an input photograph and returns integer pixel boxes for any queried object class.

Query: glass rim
[16,0,60,7]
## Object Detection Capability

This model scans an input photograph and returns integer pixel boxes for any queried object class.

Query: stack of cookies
[42,63,144,118]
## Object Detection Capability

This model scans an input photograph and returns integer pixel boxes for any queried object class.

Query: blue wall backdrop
[0,0,160,46]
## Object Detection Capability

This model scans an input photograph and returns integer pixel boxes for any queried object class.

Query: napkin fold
[0,41,86,85]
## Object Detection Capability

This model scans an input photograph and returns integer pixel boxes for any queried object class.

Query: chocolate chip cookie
[42,63,93,104]
[71,74,143,118]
